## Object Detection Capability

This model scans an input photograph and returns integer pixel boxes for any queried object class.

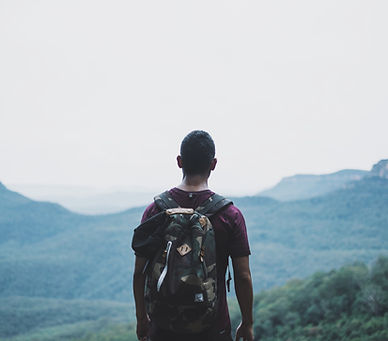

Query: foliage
[0,297,133,341]
[73,256,388,341]
[229,256,388,341]
[72,324,137,341]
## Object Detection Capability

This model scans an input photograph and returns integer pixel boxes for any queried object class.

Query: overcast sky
[1,0,387,195]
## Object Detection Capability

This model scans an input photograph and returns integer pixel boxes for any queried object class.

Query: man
[133,130,254,341]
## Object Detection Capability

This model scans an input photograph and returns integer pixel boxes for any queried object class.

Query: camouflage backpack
[144,191,232,334]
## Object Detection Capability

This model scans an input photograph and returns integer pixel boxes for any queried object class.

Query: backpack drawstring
[157,241,173,292]
[226,258,232,292]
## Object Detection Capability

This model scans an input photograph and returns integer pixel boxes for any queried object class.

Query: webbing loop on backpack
[166,208,194,215]
[196,194,233,217]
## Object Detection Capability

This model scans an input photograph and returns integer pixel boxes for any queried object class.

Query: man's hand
[136,314,150,341]
[133,256,150,341]
[235,321,253,341]
[232,256,254,341]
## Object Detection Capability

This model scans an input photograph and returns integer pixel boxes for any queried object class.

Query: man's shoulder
[217,200,244,219]
[141,201,159,223]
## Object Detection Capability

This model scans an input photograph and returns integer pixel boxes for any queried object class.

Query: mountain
[0,181,90,243]
[258,169,368,201]
[0,182,142,340]
[1,175,388,298]
[1,160,388,339]
[258,159,388,201]
[0,181,32,207]
[0,181,143,301]
[368,159,388,179]
[234,175,388,290]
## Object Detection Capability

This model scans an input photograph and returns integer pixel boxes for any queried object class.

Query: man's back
[140,187,250,339]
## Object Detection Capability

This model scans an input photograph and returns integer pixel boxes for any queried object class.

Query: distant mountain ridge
[0,181,32,207]
[4,159,387,214]
[0,181,90,243]
[258,159,388,201]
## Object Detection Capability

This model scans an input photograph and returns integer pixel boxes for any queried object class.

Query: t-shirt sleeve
[134,202,160,258]
[226,205,251,258]
[141,202,160,223]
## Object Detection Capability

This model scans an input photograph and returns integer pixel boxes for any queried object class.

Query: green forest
[234,255,388,340]
[48,256,388,341]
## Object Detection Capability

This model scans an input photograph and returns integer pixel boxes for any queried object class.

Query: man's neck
[176,175,210,192]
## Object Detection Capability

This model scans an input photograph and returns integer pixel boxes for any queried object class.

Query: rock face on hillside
[258,169,368,201]
[369,159,388,179]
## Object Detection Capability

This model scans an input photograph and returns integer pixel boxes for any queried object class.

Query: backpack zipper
[157,241,173,292]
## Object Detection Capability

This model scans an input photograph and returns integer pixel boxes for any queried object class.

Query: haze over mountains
[5,184,155,215]
[1,159,387,340]
[7,159,388,214]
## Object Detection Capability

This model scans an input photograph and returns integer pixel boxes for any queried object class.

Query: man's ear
[177,155,183,169]
[210,158,217,171]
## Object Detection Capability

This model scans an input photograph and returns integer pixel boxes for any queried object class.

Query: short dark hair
[180,130,215,176]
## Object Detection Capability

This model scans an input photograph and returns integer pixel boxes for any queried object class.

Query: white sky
[1,0,387,196]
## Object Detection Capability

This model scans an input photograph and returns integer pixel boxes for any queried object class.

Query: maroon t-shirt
[140,187,251,334]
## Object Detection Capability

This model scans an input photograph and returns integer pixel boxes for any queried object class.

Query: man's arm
[232,256,254,341]
[133,255,150,341]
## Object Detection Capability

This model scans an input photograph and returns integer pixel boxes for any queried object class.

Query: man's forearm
[235,273,253,324]
[133,273,147,319]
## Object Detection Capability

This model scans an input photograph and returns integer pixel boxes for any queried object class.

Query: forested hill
[258,169,367,201]
[30,256,388,341]
[0,181,89,243]
[1,173,388,340]
[1,175,388,299]
[234,256,388,341]
[232,175,388,290]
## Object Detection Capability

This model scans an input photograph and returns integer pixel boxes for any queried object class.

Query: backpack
[133,191,232,334]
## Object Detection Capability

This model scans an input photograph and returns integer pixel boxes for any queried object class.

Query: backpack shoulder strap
[154,191,180,210]
[196,193,233,217]
[197,193,234,292]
